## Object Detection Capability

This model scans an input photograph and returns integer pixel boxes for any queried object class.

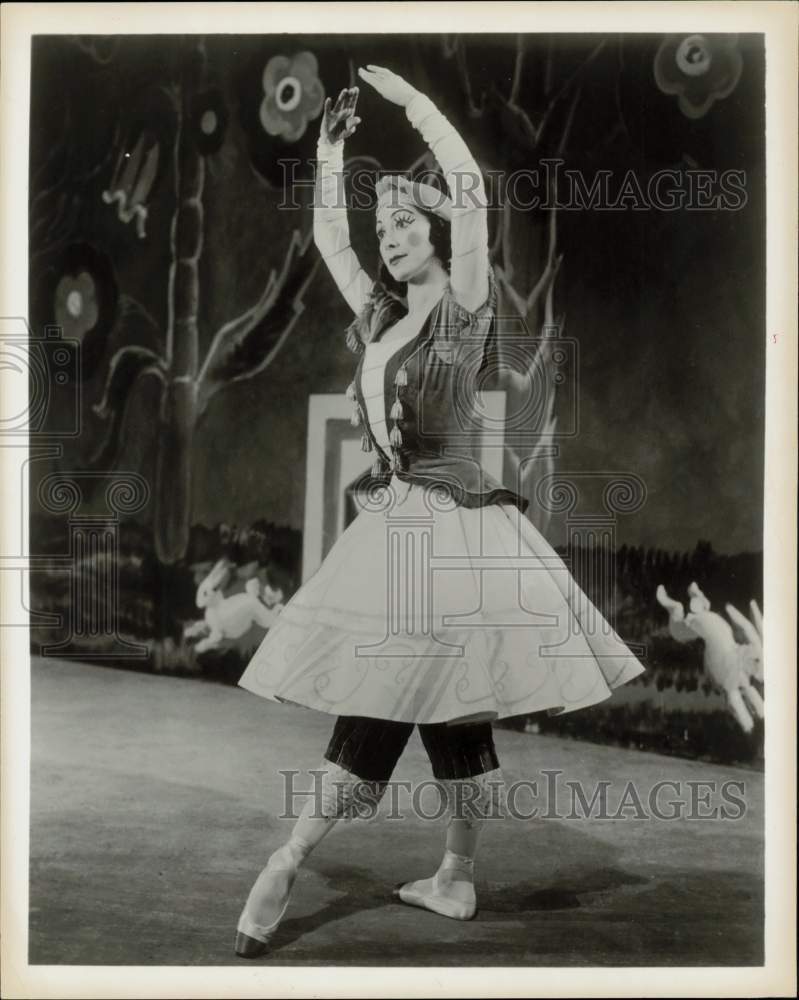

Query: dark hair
[376,209,452,299]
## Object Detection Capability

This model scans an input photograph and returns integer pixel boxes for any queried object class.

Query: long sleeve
[313,137,374,316]
[405,92,489,314]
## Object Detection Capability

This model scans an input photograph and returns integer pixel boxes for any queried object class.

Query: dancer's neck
[405,260,448,316]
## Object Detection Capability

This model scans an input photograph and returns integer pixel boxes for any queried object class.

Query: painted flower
[52,243,118,381]
[654,34,743,120]
[259,51,325,143]
[54,271,99,341]
[191,87,229,155]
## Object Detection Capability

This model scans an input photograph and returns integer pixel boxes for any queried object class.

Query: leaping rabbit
[656,581,763,733]
[183,559,284,654]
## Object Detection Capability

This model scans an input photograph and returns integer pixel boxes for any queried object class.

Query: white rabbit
[183,559,284,654]
[656,581,763,733]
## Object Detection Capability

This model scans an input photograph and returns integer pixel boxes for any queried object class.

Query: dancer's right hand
[321,87,361,145]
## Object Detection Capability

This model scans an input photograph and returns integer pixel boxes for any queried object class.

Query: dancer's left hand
[357,65,417,107]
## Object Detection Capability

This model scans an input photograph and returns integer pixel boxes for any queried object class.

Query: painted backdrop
[27,33,765,762]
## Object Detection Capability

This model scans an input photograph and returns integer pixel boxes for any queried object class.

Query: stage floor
[27,657,764,967]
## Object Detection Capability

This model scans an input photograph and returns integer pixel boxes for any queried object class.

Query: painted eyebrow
[377,205,417,226]
[376,207,416,231]
[378,207,417,221]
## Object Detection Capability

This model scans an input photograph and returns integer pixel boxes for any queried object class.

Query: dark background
[28,32,765,553]
[27,33,765,763]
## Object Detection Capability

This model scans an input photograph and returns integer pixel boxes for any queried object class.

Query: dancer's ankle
[438,848,475,884]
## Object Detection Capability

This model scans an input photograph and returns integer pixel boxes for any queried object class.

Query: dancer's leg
[394,721,504,920]
[238,759,381,938]
[236,715,413,955]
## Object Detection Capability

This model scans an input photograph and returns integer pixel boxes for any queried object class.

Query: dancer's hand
[321,87,361,145]
[357,65,417,107]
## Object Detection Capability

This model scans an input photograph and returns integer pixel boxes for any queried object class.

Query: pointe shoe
[392,874,478,921]
[234,847,298,958]
[234,912,286,959]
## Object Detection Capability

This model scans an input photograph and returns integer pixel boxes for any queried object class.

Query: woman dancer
[234,65,645,957]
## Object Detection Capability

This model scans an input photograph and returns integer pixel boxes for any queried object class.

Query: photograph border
[1,3,796,997]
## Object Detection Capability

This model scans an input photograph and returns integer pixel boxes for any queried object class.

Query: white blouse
[314,89,490,458]
[360,331,418,452]
[314,91,489,319]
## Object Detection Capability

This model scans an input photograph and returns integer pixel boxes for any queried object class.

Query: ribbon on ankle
[440,848,475,872]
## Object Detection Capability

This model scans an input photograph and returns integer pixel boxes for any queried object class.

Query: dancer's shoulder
[345,281,407,354]
[444,264,497,330]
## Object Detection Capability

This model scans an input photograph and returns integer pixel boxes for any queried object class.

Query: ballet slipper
[392,872,477,921]
[234,844,300,958]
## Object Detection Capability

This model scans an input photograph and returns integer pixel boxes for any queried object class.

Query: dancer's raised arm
[358,66,489,314]
[313,87,374,316]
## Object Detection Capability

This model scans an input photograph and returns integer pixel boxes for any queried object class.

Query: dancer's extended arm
[358,66,489,313]
[313,87,374,316]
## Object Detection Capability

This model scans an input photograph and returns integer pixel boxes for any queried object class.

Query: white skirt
[238,476,646,724]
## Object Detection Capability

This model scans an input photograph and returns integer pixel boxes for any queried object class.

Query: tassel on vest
[345,324,364,355]
[389,367,407,468]
[350,406,362,427]
[345,381,357,401]
[361,432,373,452]
[389,450,408,472]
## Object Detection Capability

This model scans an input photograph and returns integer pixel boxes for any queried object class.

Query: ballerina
[234,65,646,957]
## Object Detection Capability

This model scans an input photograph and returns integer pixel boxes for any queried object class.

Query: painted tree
[431,34,611,536]
[88,39,321,564]
[35,34,649,563]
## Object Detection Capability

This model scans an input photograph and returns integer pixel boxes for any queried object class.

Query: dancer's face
[376,202,436,283]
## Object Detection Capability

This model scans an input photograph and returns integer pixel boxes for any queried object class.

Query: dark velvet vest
[344,268,529,514]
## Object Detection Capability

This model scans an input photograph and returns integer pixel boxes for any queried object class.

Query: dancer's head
[374,175,452,295]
